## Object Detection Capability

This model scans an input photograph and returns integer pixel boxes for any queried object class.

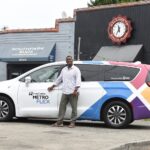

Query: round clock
[108,15,132,45]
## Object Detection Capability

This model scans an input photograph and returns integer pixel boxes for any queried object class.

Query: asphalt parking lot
[0,119,150,150]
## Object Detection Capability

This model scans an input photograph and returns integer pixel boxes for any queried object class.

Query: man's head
[66,56,73,68]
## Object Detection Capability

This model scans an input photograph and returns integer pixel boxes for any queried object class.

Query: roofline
[74,0,150,16]
[49,60,144,66]
[0,18,75,34]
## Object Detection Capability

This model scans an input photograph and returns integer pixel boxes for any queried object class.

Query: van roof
[47,60,145,67]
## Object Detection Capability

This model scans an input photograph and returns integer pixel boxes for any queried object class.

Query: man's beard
[67,64,72,68]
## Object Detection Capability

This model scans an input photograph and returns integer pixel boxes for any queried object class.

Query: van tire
[102,101,132,128]
[0,96,14,121]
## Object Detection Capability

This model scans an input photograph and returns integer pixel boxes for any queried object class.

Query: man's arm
[47,71,63,92]
[73,68,81,96]
[75,68,81,87]
[54,71,63,86]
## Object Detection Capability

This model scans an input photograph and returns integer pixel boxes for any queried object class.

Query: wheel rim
[107,105,127,125]
[0,100,9,118]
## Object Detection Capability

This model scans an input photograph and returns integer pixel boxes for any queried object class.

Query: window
[146,71,150,82]
[104,65,140,81]
[76,64,104,81]
[20,65,62,83]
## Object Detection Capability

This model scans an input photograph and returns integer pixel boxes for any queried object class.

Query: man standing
[48,56,81,128]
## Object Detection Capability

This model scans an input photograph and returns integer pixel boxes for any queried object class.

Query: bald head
[66,56,73,68]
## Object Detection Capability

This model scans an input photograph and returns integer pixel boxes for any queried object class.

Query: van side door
[75,64,106,120]
[17,65,63,118]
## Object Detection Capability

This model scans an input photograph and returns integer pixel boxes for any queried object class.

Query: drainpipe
[77,37,81,60]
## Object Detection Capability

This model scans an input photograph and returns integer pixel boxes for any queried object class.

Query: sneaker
[68,122,75,128]
[51,122,64,127]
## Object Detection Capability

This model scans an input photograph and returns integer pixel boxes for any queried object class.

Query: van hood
[0,79,17,89]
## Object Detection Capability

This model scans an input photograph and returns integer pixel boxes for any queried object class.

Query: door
[18,65,62,118]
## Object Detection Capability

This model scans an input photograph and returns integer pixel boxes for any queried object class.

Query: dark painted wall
[75,3,150,63]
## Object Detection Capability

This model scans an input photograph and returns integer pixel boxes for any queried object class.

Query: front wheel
[0,96,15,121]
[102,101,132,128]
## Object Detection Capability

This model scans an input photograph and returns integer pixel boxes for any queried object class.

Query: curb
[111,141,150,150]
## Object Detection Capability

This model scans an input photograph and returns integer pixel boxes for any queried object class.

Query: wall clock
[108,15,132,45]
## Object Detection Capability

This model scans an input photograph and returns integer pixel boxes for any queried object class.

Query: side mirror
[25,76,31,85]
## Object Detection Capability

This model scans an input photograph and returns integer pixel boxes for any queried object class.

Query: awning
[0,42,56,62]
[93,45,143,62]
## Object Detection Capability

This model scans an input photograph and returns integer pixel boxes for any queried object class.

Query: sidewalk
[0,120,150,150]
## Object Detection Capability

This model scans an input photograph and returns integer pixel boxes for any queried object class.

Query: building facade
[0,19,75,80]
[74,1,150,63]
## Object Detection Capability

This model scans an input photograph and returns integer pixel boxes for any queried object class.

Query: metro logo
[29,92,50,104]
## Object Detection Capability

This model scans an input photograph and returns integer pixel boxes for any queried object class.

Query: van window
[104,65,140,81]
[20,65,62,82]
[146,71,150,82]
[76,64,104,81]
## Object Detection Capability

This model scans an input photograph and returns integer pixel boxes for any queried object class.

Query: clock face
[112,22,126,38]
[108,15,132,45]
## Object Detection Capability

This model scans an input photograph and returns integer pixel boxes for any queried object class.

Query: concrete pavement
[0,119,150,150]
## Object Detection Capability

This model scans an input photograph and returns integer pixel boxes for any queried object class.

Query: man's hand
[72,86,80,96]
[47,85,55,92]
[72,89,79,96]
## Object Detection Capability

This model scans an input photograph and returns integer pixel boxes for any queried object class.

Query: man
[48,56,81,128]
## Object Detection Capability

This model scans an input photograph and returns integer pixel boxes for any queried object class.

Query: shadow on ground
[8,118,150,130]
